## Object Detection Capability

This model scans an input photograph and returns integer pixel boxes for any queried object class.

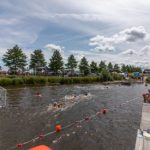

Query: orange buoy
[55,124,62,132]
[29,145,52,150]
[17,143,23,148]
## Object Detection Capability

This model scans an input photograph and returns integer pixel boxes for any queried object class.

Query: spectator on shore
[143,90,150,103]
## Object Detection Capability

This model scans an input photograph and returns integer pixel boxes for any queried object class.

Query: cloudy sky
[1,0,150,68]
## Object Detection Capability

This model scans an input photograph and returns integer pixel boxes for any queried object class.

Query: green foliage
[29,49,46,72]
[146,76,150,83]
[114,64,120,72]
[108,62,113,71]
[12,78,24,85]
[2,45,27,74]
[47,77,61,84]
[23,77,48,85]
[99,61,106,72]
[66,54,77,70]
[0,78,13,86]
[79,57,89,76]
[111,72,123,80]
[49,50,64,74]
[90,61,98,74]
[121,64,142,73]
[100,69,113,81]
[121,64,127,72]
[0,73,124,86]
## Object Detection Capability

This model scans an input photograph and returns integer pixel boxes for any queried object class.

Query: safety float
[29,145,52,150]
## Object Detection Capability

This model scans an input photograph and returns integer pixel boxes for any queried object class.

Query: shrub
[0,78,13,86]
[112,73,123,81]
[12,78,24,85]
[100,69,113,82]
[146,76,150,83]
[48,77,61,84]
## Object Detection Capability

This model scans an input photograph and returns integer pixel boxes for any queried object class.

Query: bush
[23,77,36,85]
[0,78,13,86]
[23,77,48,85]
[48,77,61,84]
[112,73,123,81]
[12,78,24,85]
[0,74,123,86]
[100,69,113,82]
[146,76,150,83]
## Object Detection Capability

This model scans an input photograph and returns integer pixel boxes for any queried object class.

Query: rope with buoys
[6,96,141,150]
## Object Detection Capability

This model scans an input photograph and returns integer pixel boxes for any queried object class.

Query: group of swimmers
[52,92,89,109]
[143,90,150,103]
[52,102,64,108]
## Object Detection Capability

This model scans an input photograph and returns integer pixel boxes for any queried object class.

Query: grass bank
[146,76,150,83]
[0,73,123,86]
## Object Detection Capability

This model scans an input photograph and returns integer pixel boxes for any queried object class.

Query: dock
[135,103,150,150]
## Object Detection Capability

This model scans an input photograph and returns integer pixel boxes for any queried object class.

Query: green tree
[66,54,77,71]
[99,61,106,72]
[121,64,127,72]
[114,64,120,72]
[134,67,142,72]
[90,61,98,74]
[108,62,113,71]
[30,49,46,74]
[49,50,64,74]
[2,45,27,74]
[79,57,89,76]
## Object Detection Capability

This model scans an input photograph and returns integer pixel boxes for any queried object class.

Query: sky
[1,0,150,69]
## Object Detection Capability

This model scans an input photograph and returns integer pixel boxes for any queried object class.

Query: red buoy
[17,143,23,148]
[55,124,62,132]
[101,108,107,114]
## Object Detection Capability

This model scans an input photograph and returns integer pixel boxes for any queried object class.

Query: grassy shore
[146,76,150,83]
[0,73,123,86]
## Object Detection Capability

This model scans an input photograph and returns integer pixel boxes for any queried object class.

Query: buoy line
[6,96,141,150]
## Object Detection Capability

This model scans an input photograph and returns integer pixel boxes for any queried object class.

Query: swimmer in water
[84,92,88,96]
[35,92,42,97]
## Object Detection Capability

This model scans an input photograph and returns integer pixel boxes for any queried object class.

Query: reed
[0,73,123,86]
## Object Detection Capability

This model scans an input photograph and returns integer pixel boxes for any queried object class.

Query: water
[0,83,148,150]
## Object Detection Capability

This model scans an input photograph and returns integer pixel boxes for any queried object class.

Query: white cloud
[89,26,147,52]
[116,45,150,68]
[71,44,150,68]
[44,43,66,63]
[1,0,150,69]
[139,45,150,56]
[119,49,137,56]
[45,44,64,53]
[116,26,147,42]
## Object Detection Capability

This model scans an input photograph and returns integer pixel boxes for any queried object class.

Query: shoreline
[2,79,145,89]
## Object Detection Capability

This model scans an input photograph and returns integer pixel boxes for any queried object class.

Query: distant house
[143,69,150,75]
[63,69,80,77]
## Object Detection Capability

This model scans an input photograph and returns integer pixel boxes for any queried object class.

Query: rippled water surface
[0,84,148,150]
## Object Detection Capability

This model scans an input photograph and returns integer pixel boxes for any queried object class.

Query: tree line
[2,45,142,75]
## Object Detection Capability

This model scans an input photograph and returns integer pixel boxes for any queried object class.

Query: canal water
[0,83,148,150]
